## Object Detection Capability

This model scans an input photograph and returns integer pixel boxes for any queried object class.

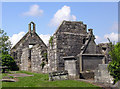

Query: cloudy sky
[1,2,118,47]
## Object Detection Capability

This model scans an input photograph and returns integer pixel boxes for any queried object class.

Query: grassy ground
[2,71,101,88]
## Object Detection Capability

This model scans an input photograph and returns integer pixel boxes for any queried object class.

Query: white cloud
[50,5,76,26]
[39,34,51,45]
[95,32,118,44]
[111,22,118,31]
[95,35,102,44]
[104,32,118,42]
[9,32,25,47]
[23,4,43,16]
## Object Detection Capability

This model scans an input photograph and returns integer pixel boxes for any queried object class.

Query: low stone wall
[80,71,94,79]
[49,70,68,81]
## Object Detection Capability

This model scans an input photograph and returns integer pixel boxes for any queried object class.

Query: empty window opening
[102,47,106,51]
[31,23,33,31]
[28,49,31,60]
[29,45,33,48]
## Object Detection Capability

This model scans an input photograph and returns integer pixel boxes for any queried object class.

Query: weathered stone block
[94,64,114,84]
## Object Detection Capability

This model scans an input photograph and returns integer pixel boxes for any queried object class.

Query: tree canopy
[0,29,19,71]
[0,29,11,54]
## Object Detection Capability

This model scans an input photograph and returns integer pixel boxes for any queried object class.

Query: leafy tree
[108,39,120,84]
[0,29,18,70]
[0,29,11,54]
[1,54,19,70]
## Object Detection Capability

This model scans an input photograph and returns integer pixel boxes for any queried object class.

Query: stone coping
[81,54,104,56]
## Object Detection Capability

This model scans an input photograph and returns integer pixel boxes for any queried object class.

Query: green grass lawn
[2,71,101,88]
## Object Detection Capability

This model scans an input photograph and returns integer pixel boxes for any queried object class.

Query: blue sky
[1,2,118,46]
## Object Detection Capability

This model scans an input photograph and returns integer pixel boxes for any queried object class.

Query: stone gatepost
[63,56,79,79]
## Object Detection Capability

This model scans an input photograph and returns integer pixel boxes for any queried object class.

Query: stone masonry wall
[11,22,47,72]
[82,55,104,71]
[48,21,87,72]
[84,38,96,54]
[48,35,58,72]
[94,64,114,84]
[31,44,48,73]
[20,48,29,71]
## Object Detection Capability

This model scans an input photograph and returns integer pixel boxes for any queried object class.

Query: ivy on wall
[49,36,53,46]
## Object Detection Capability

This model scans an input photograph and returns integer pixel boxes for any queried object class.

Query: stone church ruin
[11,22,48,73]
[11,21,110,77]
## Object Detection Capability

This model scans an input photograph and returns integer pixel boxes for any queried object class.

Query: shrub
[43,53,48,62]
[40,62,45,69]
[1,54,19,71]
[108,42,120,84]
[108,61,120,84]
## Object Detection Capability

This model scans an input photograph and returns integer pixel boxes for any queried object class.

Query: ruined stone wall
[57,21,87,34]
[11,22,47,72]
[11,33,41,59]
[48,35,58,72]
[48,21,87,72]
[20,48,29,71]
[31,44,48,73]
[97,43,111,63]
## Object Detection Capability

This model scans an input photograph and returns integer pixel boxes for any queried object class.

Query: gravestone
[94,64,114,84]
[63,56,79,79]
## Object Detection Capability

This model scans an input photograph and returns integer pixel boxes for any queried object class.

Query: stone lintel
[63,56,76,60]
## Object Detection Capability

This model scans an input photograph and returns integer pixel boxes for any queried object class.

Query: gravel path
[77,79,113,89]
[8,73,34,78]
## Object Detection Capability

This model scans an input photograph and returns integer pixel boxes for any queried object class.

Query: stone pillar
[33,23,35,33]
[79,54,83,72]
[28,23,31,33]
[63,56,79,79]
